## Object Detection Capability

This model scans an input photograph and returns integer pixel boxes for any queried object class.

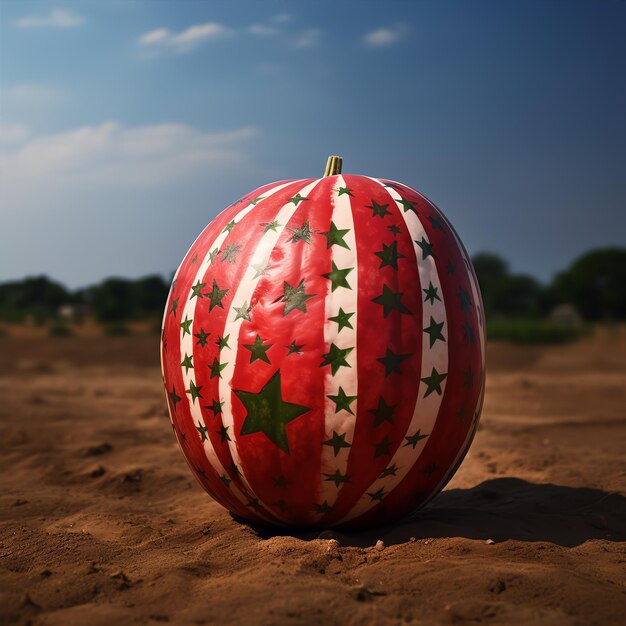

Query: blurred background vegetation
[0,246,624,344]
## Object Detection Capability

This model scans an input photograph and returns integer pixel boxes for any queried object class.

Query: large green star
[196,420,209,442]
[458,287,472,313]
[323,430,351,456]
[215,334,230,351]
[328,308,354,332]
[366,199,390,218]
[233,301,252,322]
[373,435,393,458]
[179,316,193,336]
[208,279,228,311]
[288,221,317,244]
[368,396,396,427]
[235,369,311,454]
[277,279,315,316]
[262,219,281,233]
[366,487,387,502]
[244,334,273,364]
[371,284,411,317]
[194,327,210,347]
[206,399,224,415]
[415,237,436,260]
[377,348,411,376]
[404,430,428,448]
[320,342,353,375]
[190,281,205,299]
[421,367,448,397]
[285,340,304,355]
[209,357,228,379]
[186,380,203,404]
[374,240,405,270]
[323,469,349,487]
[423,316,446,348]
[223,220,237,233]
[289,193,309,206]
[327,386,357,414]
[336,186,354,197]
[380,464,398,478]
[168,386,182,408]
[322,261,353,291]
[428,215,444,230]
[180,353,194,373]
[320,222,350,249]
[395,197,418,213]
[423,281,441,305]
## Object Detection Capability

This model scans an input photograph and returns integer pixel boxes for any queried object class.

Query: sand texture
[1,329,625,625]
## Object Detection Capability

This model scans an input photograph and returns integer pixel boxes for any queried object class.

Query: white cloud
[270,13,292,24]
[292,28,321,48]
[15,8,84,28]
[0,123,30,144]
[1,83,69,107]
[138,22,232,54]
[0,122,258,191]
[363,24,407,47]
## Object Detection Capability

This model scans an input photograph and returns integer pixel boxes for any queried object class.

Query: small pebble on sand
[375,540,385,551]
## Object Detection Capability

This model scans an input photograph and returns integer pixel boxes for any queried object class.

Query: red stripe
[322,174,423,525]
[346,182,483,528]
[230,177,334,524]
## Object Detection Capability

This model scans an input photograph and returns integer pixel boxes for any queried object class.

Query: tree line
[0,247,624,324]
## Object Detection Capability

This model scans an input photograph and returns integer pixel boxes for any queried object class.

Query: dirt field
[1,328,625,625]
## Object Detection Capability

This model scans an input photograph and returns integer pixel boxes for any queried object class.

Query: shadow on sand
[243,478,626,548]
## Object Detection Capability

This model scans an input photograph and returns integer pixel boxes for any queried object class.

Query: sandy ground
[1,328,625,625]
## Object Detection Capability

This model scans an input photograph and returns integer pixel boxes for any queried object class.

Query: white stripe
[179,180,297,519]
[316,175,359,513]
[410,188,486,503]
[219,179,322,520]
[335,177,448,524]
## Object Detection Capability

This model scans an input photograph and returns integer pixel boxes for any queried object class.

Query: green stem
[323,155,343,177]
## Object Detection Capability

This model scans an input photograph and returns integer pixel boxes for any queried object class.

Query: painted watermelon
[161,156,485,529]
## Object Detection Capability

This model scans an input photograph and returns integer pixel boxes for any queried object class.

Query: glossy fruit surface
[161,167,485,528]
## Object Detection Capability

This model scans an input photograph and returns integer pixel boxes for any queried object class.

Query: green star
[247,497,261,511]
[423,281,441,305]
[208,248,220,264]
[395,197,418,213]
[272,475,288,488]
[322,261,353,291]
[421,367,448,397]
[446,261,456,275]
[262,219,281,232]
[289,193,309,206]
[463,320,476,344]
[288,221,317,244]
[328,308,354,332]
[336,186,354,197]
[215,334,230,351]
[458,287,472,313]
[366,487,386,502]
[223,220,237,234]
[373,435,393,458]
[371,284,411,317]
[217,425,231,442]
[323,469,349,487]
[327,386,357,414]
[196,420,209,442]
[179,316,193,336]
[277,279,315,316]
[194,328,210,347]
[206,399,224,415]
[388,224,401,236]
[208,279,228,311]
[428,215,444,230]
[168,386,182,408]
[374,240,405,270]
[423,316,446,348]
[366,199,390,218]
[251,196,265,205]
[320,221,350,249]
[322,430,351,456]
[273,499,289,512]
[285,340,304,355]
[169,297,179,317]
[314,500,333,513]
[235,369,311,454]
[368,396,396,427]
[252,257,271,278]
[244,334,273,364]
[180,353,194,373]
[320,343,353,375]
[190,281,205,299]
[209,357,228,379]
[233,300,252,322]
[424,463,438,476]
[221,243,242,263]
[414,237,436,260]
[377,348,412,376]
[404,430,428,448]
[186,380,203,404]
[220,474,232,487]
[380,464,398,478]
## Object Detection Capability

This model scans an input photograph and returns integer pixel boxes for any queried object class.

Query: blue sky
[1,0,625,287]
